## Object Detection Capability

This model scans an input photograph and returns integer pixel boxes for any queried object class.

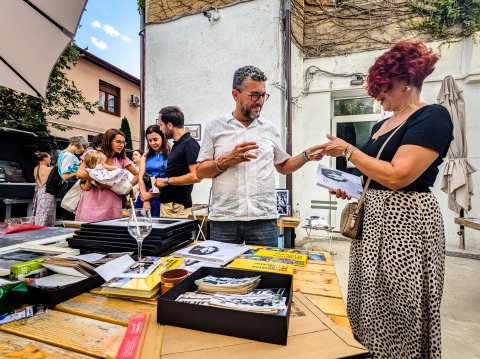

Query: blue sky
[74,0,141,78]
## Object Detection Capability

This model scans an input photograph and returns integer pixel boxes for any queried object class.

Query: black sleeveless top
[360,104,453,192]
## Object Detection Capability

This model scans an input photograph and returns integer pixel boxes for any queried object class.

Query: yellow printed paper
[254,250,308,266]
[227,258,294,275]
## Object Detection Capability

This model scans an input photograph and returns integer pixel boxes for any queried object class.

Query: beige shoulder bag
[340,120,406,239]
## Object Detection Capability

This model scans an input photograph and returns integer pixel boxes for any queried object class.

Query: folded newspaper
[194,275,261,294]
[316,164,363,198]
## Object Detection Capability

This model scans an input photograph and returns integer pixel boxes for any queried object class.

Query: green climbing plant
[410,0,480,38]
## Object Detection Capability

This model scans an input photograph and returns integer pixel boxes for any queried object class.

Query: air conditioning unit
[129,94,141,107]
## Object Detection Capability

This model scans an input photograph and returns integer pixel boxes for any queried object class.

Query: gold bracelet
[345,147,357,161]
[215,160,225,173]
[342,145,350,157]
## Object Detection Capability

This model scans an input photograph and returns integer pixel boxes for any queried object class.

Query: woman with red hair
[318,41,453,358]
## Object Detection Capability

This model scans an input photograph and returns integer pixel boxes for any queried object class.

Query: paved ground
[298,237,480,358]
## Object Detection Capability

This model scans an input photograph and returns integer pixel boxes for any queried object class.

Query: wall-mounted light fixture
[350,74,364,86]
[203,8,220,23]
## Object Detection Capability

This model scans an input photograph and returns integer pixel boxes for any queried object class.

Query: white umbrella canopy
[438,75,477,213]
[0,0,87,98]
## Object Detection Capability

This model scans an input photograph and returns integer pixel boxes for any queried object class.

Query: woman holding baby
[135,124,170,217]
[75,128,138,222]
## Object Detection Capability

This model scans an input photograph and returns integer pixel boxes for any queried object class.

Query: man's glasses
[238,90,270,102]
[114,140,126,145]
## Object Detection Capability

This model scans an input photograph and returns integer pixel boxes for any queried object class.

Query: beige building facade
[49,47,141,149]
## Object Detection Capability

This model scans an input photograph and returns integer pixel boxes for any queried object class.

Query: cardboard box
[137,292,368,358]
[26,274,104,308]
[157,267,293,345]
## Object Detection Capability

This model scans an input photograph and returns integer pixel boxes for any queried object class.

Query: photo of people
[276,189,289,216]
[188,245,220,256]
[316,164,363,199]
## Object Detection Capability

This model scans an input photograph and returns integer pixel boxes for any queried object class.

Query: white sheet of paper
[74,253,106,263]
[41,263,89,278]
[35,274,85,287]
[150,177,159,193]
[94,254,134,281]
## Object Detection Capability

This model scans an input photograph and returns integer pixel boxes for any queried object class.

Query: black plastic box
[26,274,104,308]
[157,267,292,345]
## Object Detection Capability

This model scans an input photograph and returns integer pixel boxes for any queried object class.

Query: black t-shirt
[360,104,453,192]
[160,132,200,207]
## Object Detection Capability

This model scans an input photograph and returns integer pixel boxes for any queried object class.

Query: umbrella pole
[459,208,465,250]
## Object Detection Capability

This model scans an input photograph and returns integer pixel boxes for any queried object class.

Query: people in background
[81,150,133,195]
[196,65,323,246]
[317,40,453,358]
[136,125,169,217]
[75,129,138,222]
[58,135,88,220]
[131,148,144,200]
[155,106,200,218]
[32,152,55,226]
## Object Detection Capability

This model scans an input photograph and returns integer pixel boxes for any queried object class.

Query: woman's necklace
[385,103,420,132]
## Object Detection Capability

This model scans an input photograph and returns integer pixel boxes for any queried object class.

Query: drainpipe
[284,0,293,207]
[139,8,146,151]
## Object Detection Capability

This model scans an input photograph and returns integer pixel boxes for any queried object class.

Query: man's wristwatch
[302,150,310,163]
[162,177,169,185]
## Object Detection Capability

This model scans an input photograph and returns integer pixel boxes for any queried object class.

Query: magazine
[173,240,249,265]
[316,164,363,199]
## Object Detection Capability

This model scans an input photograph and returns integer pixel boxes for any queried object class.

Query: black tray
[157,267,292,345]
[26,274,104,308]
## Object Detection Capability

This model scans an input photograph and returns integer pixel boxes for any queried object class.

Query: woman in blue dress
[136,125,169,217]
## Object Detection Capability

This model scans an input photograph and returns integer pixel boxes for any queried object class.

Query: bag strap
[357,120,407,206]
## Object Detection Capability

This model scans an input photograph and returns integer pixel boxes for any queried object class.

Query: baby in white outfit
[82,151,132,195]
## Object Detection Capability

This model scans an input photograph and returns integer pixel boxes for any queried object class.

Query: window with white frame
[332,96,383,176]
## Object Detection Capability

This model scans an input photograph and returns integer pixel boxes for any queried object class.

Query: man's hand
[155,178,168,188]
[318,135,352,158]
[218,141,259,169]
[305,145,325,161]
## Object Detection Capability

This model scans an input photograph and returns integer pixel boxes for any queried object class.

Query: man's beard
[164,129,173,139]
[241,105,261,120]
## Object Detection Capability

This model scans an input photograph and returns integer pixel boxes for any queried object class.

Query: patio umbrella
[0,0,87,98]
[438,75,477,214]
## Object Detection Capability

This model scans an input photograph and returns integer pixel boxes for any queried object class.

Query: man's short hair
[159,106,184,128]
[232,66,267,90]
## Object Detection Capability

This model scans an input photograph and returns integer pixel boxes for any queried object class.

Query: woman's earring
[406,86,411,91]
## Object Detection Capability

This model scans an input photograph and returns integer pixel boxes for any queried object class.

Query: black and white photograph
[188,245,219,256]
[184,124,201,141]
[275,189,289,216]
[209,294,280,313]
[316,164,363,199]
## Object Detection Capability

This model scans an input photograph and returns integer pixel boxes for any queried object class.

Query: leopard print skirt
[347,189,444,359]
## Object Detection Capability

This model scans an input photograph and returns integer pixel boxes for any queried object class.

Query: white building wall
[145,0,286,204]
[296,38,480,251]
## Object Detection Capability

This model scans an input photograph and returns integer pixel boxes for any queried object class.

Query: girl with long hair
[136,124,170,217]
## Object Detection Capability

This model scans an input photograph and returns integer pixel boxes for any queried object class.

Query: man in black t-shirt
[155,106,200,218]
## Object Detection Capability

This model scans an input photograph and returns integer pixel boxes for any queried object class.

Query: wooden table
[0,251,365,358]
[454,217,480,249]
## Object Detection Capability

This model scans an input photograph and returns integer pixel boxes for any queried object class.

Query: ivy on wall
[410,0,480,38]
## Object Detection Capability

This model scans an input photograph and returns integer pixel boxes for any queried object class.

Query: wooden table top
[0,250,361,358]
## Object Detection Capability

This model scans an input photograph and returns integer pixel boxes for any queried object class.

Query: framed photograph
[185,124,201,141]
[275,189,290,216]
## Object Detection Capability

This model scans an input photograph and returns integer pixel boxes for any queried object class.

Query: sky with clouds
[74,0,140,78]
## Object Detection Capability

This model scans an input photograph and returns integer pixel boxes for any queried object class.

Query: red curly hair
[366,40,439,98]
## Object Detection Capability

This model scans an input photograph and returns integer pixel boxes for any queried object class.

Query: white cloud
[90,37,108,50]
[121,35,132,43]
[91,20,102,28]
[103,24,120,37]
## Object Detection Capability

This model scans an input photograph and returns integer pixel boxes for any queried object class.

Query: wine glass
[127,208,152,261]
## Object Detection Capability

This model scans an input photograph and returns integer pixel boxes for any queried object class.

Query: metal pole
[284,0,293,206]
[139,9,146,151]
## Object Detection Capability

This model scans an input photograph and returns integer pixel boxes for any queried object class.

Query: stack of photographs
[176,288,286,314]
[194,275,261,294]
[68,217,197,256]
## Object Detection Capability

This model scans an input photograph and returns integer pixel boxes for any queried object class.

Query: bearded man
[196,65,323,246]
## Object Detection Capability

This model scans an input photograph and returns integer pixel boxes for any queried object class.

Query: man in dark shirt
[155,106,200,218]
